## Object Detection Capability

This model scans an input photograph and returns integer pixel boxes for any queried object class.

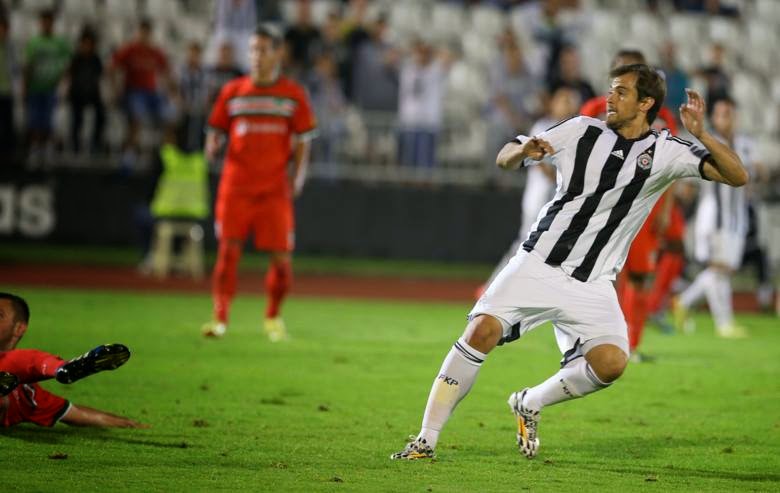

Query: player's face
[0,300,21,350]
[249,35,280,77]
[606,72,644,130]
[711,100,736,136]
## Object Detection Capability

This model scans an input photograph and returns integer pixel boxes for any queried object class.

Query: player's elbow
[496,143,520,170]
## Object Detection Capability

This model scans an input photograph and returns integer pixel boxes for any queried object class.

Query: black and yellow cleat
[390,436,435,460]
[0,371,19,396]
[509,388,541,459]
[55,344,131,384]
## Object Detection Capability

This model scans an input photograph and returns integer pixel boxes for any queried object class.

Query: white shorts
[469,251,629,357]
[694,229,745,270]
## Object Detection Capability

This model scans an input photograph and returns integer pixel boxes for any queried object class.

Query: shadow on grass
[0,425,194,449]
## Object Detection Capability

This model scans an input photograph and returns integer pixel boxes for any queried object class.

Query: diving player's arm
[60,403,149,428]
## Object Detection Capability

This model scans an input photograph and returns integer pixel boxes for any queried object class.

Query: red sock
[265,259,292,318]
[0,349,64,384]
[212,240,242,323]
[623,282,649,352]
[647,252,684,314]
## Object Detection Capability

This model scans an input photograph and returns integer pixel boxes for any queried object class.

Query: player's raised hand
[496,137,555,170]
[524,138,555,161]
[680,88,706,138]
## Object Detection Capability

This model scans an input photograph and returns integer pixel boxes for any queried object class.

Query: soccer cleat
[0,371,19,396]
[202,321,227,338]
[263,317,288,342]
[716,323,748,339]
[55,344,131,384]
[508,389,541,459]
[390,436,435,460]
[671,296,694,333]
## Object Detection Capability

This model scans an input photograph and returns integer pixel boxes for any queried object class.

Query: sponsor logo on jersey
[610,149,625,160]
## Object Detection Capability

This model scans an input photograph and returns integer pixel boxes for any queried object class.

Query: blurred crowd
[0,0,778,186]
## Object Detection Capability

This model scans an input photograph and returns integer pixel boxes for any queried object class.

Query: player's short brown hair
[609,63,666,125]
[255,23,283,47]
[0,293,30,324]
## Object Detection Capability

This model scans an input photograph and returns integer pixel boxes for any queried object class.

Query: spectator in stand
[484,29,542,165]
[208,0,257,72]
[22,9,71,165]
[313,11,349,94]
[0,16,18,160]
[306,49,347,168]
[351,12,398,115]
[65,27,104,155]
[206,41,244,107]
[397,38,452,168]
[696,42,730,114]
[546,44,595,104]
[658,41,689,123]
[519,0,581,81]
[284,0,322,81]
[673,0,740,17]
[177,41,209,152]
[339,0,371,101]
[111,19,172,169]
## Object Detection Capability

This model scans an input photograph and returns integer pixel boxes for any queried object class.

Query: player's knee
[586,345,628,383]
[463,315,503,354]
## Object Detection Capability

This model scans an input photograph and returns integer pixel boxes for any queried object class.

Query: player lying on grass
[0,292,147,428]
[392,65,748,460]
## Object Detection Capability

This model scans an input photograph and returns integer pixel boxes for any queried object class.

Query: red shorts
[625,204,661,274]
[1,383,69,427]
[215,189,294,252]
[663,203,685,242]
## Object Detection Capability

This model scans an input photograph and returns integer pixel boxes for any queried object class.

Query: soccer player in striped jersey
[392,64,748,460]
[673,96,752,338]
[581,49,684,362]
[202,25,317,341]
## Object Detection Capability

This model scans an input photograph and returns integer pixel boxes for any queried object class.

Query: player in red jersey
[0,293,146,428]
[580,50,686,360]
[202,25,317,341]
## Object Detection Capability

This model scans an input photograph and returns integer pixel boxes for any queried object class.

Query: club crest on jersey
[636,152,653,170]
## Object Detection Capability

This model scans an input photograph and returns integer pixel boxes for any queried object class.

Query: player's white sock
[709,271,734,329]
[679,268,716,308]
[418,338,486,449]
[522,358,610,411]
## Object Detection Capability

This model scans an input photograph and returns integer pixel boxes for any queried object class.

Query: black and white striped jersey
[696,133,752,236]
[514,116,711,282]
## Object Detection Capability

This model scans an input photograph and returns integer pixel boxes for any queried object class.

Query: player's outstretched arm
[60,404,149,429]
[680,89,748,186]
[496,138,555,170]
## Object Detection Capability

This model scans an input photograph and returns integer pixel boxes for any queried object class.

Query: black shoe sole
[0,371,19,396]
[56,344,131,384]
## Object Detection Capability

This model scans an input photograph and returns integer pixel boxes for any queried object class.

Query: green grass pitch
[2,287,779,492]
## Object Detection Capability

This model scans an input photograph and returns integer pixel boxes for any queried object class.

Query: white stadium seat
[461,31,494,69]
[389,1,427,40]
[430,3,466,42]
[707,17,742,46]
[469,4,505,38]
[103,0,139,20]
[755,0,780,23]
[668,14,705,48]
[629,11,665,48]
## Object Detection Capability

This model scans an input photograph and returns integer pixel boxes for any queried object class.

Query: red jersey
[1,383,69,427]
[579,96,678,135]
[208,75,317,195]
[112,41,169,91]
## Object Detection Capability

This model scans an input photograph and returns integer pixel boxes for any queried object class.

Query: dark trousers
[0,95,15,154]
[70,98,105,153]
